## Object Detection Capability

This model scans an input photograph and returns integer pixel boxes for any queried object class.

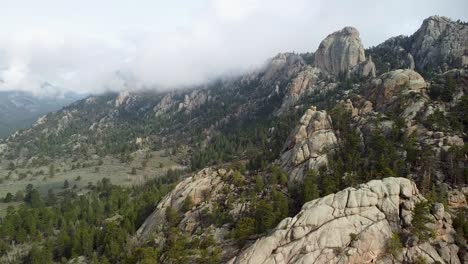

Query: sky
[0,0,467,96]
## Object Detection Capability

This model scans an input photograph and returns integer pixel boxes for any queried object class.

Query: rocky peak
[261,53,306,83]
[410,15,468,71]
[314,26,366,77]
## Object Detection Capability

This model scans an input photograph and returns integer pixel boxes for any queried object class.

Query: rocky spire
[314,26,366,77]
[359,54,376,78]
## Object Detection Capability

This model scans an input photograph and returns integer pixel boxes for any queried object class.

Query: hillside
[0,15,466,264]
[0,91,82,139]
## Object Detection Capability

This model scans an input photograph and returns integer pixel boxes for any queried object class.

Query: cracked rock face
[279,106,337,183]
[228,178,460,264]
[136,168,228,242]
[277,67,337,114]
[314,27,366,77]
[366,69,428,118]
[278,67,322,112]
[411,16,468,71]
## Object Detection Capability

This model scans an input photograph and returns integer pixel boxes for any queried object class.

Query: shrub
[232,171,245,187]
[412,254,428,264]
[387,232,403,257]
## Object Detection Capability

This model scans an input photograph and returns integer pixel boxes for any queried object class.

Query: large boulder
[279,106,337,182]
[314,27,366,77]
[410,16,468,71]
[229,178,461,264]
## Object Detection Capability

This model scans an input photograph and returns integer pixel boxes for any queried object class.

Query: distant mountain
[0,91,83,138]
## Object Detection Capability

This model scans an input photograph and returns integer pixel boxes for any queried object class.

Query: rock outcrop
[229,177,461,264]
[178,90,209,112]
[279,106,337,182]
[136,168,229,242]
[411,16,468,71]
[262,53,306,83]
[277,67,337,113]
[366,69,428,119]
[154,93,175,116]
[407,53,416,70]
[115,90,131,107]
[314,27,366,77]
[355,55,376,78]
[136,167,244,260]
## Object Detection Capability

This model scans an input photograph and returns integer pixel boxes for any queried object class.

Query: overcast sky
[0,0,467,96]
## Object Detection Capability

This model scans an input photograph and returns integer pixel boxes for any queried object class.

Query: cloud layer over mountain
[0,0,466,96]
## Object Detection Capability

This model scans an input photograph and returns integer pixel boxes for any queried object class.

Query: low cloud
[0,0,466,96]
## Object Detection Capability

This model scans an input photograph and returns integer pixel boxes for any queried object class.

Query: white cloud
[212,0,308,21]
[0,0,466,96]
[212,0,260,21]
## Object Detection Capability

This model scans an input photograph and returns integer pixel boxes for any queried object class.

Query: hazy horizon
[1,0,467,96]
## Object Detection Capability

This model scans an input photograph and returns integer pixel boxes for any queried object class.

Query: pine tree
[49,164,55,178]
[55,229,72,258]
[411,201,435,241]
[320,170,338,196]
[165,206,180,227]
[182,196,193,212]
[28,244,53,264]
[25,186,44,208]
[255,175,264,192]
[165,227,188,264]
[7,162,15,171]
[303,170,320,203]
[63,180,70,189]
[46,189,57,206]
[254,200,274,233]
[3,193,13,203]
[232,217,256,247]
[272,190,289,223]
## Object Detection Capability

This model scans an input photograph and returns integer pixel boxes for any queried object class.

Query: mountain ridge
[0,15,466,264]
